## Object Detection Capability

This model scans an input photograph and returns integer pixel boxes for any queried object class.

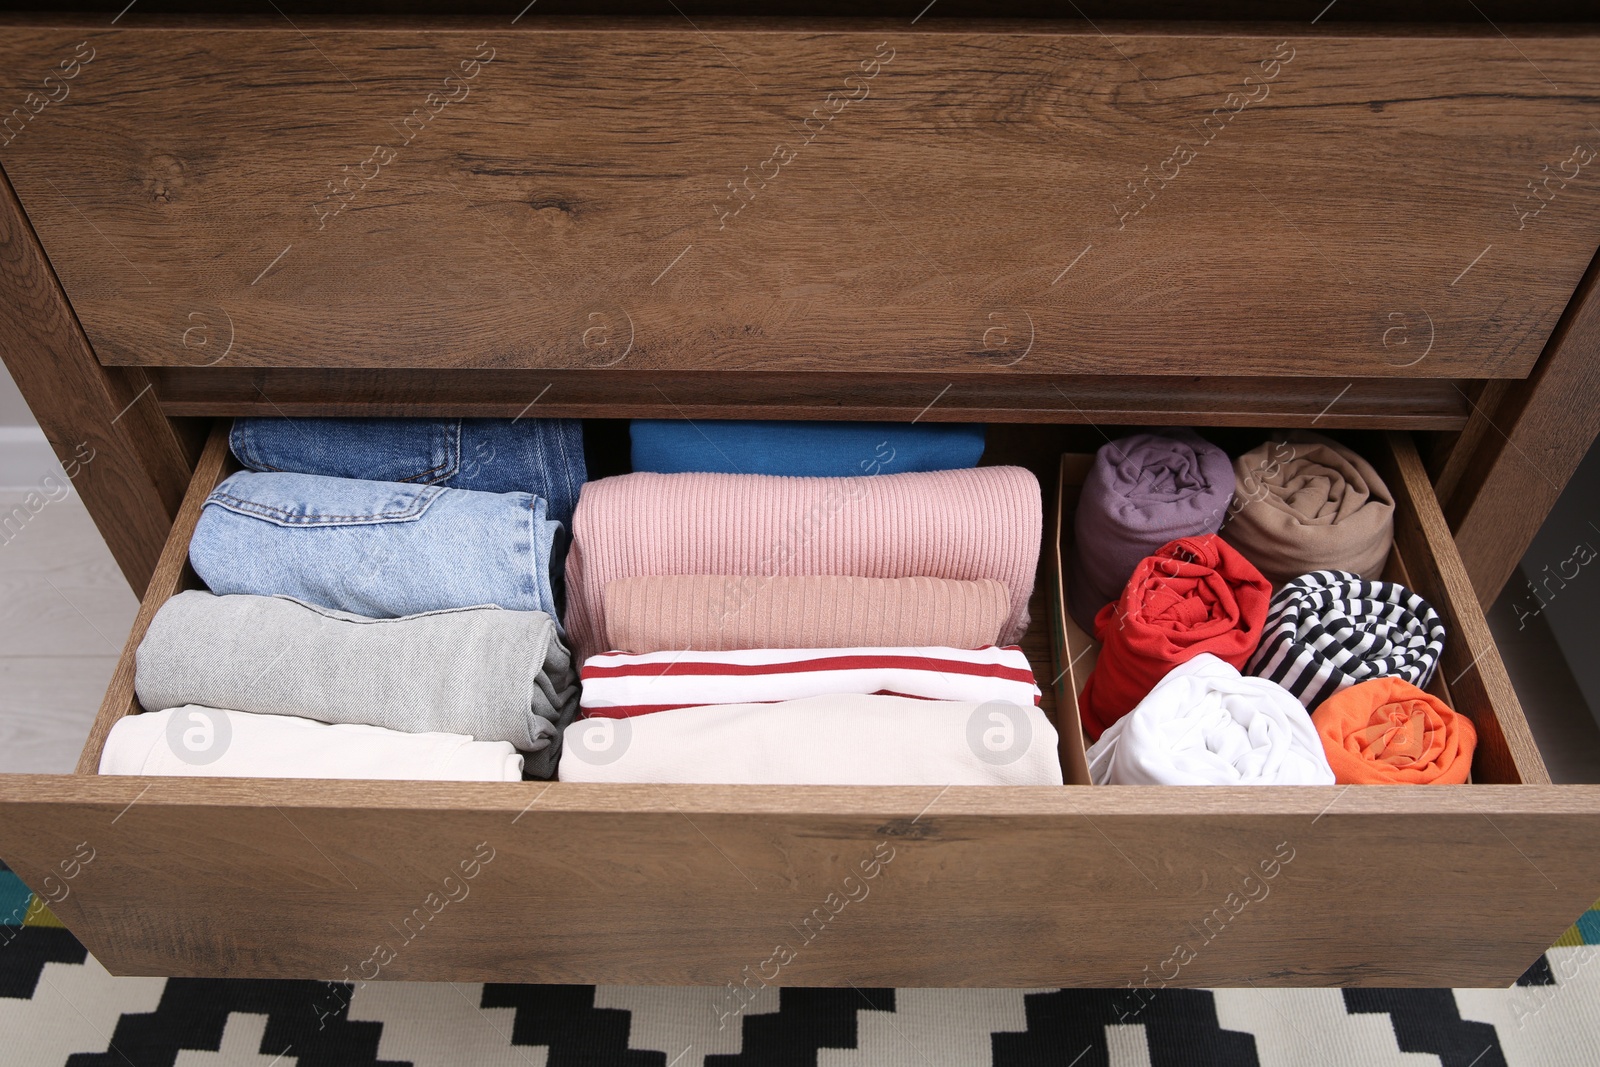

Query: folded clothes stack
[1072,431,1473,785]
[99,415,1468,790]
[100,418,585,782]
[231,416,587,526]
[563,464,1041,662]
[560,423,1063,785]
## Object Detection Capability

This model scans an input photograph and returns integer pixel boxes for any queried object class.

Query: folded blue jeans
[230,417,587,526]
[629,419,986,476]
[190,471,564,621]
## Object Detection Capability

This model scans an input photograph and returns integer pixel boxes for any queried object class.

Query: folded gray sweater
[135,591,579,778]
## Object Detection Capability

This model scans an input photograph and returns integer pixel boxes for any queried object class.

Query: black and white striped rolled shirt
[1245,570,1446,711]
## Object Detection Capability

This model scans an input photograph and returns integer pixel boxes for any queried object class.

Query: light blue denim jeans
[229,417,587,526]
[190,471,565,622]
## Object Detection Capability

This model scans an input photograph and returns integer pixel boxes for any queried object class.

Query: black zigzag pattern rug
[4,923,1599,1067]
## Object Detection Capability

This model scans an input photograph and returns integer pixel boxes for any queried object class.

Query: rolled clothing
[230,417,587,526]
[1246,570,1445,711]
[565,467,1042,662]
[1085,654,1335,786]
[100,706,524,781]
[136,591,578,777]
[604,574,1012,653]
[1224,431,1395,588]
[1079,534,1273,741]
[1066,429,1233,633]
[629,419,985,477]
[558,693,1063,785]
[1312,677,1476,785]
[190,471,564,622]
[580,645,1040,718]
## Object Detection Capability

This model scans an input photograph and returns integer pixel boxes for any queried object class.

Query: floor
[0,488,136,775]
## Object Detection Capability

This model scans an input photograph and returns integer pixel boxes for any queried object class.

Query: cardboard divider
[1046,454,1095,785]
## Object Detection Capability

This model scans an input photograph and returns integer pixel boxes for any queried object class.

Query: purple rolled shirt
[1066,429,1234,633]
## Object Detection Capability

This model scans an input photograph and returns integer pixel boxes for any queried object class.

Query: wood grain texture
[2,3,1599,25]
[146,368,1475,427]
[1429,379,1511,505]
[0,25,1596,377]
[1445,248,1600,608]
[0,773,1596,987]
[72,421,227,775]
[4,4,1599,25]
[0,162,195,594]
[1378,431,1548,786]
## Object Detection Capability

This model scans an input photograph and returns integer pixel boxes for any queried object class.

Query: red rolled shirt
[1078,534,1273,740]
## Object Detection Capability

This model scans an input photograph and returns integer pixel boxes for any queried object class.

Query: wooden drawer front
[0,421,1595,988]
[5,779,1600,988]
[1,23,1598,378]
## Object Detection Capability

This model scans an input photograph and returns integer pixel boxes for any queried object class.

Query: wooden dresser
[0,2,1597,988]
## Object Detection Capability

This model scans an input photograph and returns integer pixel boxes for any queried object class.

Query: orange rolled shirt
[1312,677,1477,785]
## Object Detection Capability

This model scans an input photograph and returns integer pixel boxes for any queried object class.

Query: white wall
[0,360,34,425]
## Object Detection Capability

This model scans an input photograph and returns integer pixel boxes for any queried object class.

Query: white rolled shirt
[559,693,1063,786]
[100,706,524,782]
[1085,654,1335,786]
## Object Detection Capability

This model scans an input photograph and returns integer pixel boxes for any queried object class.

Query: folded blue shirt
[230,417,587,527]
[190,471,564,622]
[629,420,985,476]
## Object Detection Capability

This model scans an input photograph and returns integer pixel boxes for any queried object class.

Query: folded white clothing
[579,645,1041,718]
[558,693,1063,785]
[99,706,524,782]
[1085,654,1334,786]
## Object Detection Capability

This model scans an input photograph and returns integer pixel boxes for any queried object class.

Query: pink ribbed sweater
[604,575,1012,653]
[564,467,1042,662]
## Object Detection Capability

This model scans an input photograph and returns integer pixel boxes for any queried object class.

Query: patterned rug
[4,861,1598,1066]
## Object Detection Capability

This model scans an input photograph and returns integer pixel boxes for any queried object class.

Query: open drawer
[0,420,1594,989]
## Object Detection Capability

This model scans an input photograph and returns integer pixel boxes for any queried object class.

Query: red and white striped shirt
[579,645,1040,719]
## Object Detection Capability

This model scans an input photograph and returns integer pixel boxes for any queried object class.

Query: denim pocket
[230,418,462,485]
[205,471,445,528]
